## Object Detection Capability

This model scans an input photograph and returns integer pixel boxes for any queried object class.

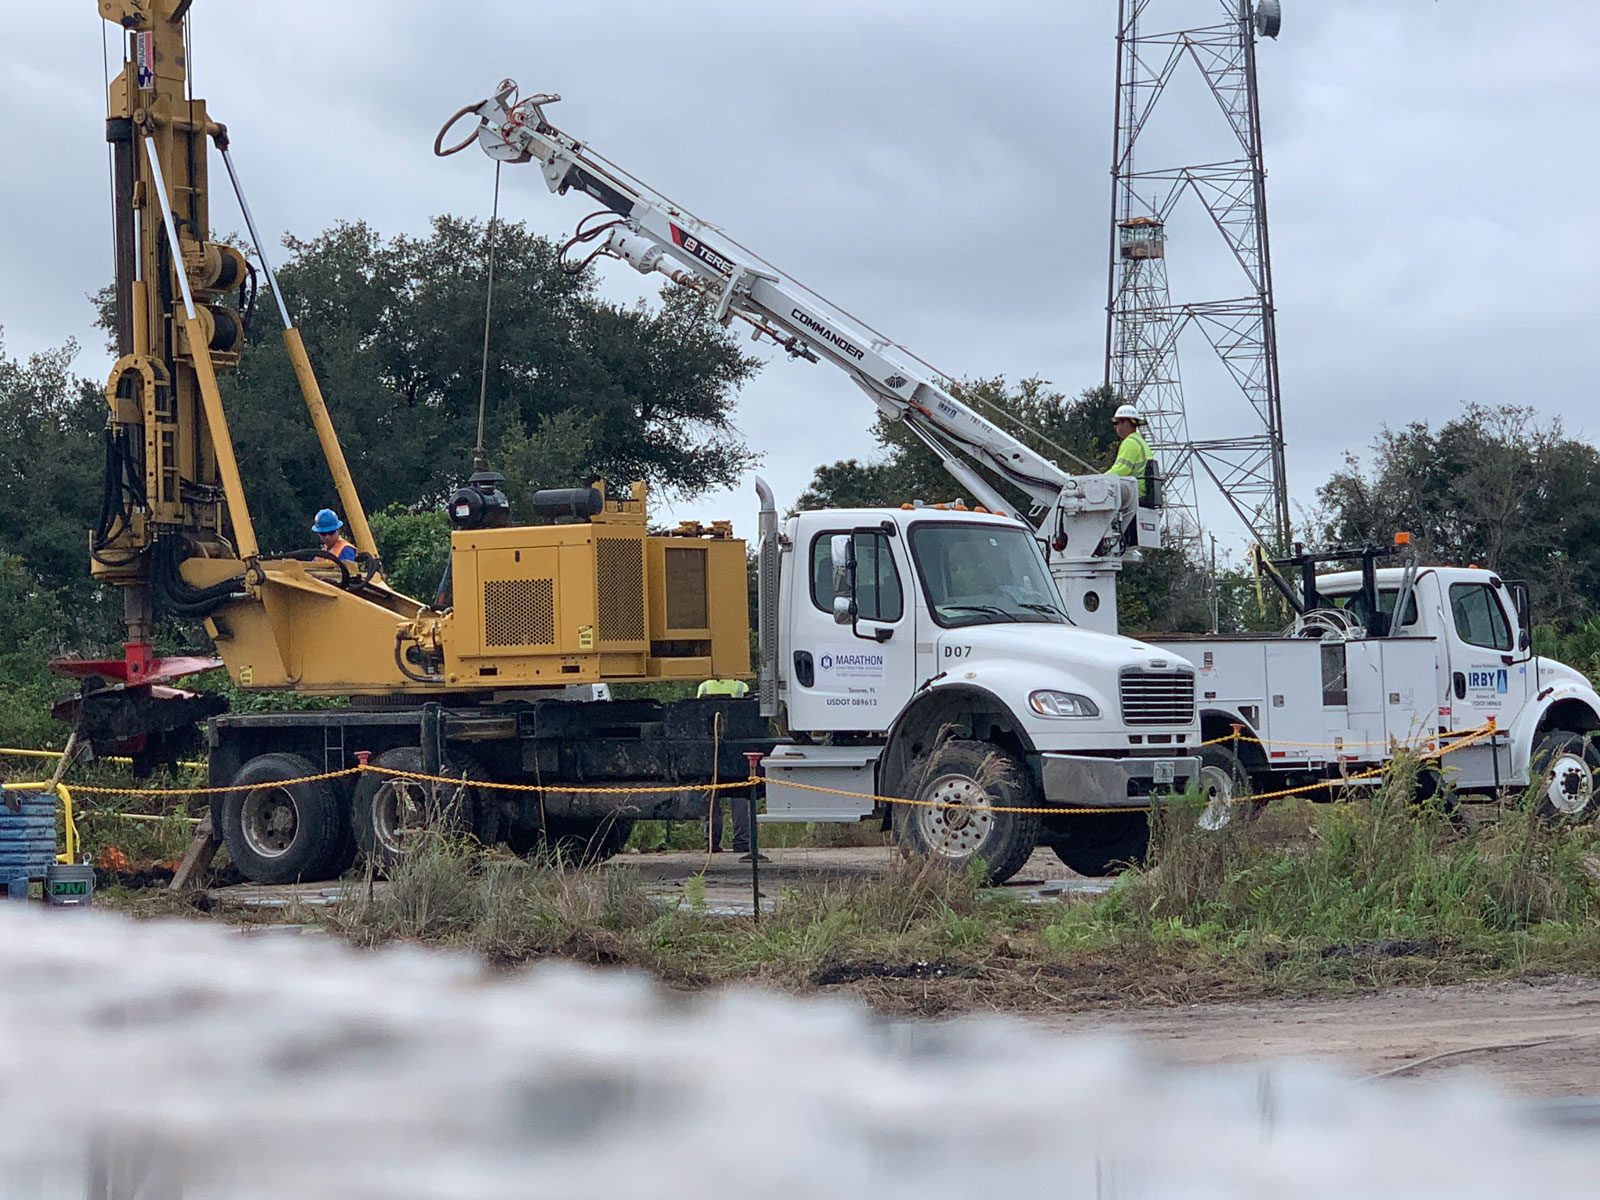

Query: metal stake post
[744,751,764,923]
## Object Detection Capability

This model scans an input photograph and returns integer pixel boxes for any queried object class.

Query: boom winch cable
[473,161,501,473]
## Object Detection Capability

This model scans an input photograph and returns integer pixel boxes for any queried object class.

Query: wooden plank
[169,812,219,891]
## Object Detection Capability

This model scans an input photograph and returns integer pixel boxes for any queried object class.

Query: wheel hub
[1547,753,1594,815]
[372,779,430,856]
[916,773,995,859]
[240,786,299,859]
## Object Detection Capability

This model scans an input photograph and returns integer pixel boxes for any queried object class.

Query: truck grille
[1119,670,1195,726]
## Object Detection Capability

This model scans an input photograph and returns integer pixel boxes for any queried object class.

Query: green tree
[1318,404,1600,626]
[113,217,762,553]
[796,377,1118,513]
[0,332,112,600]
[368,506,452,604]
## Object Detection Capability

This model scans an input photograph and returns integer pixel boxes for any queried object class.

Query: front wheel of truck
[893,739,1042,885]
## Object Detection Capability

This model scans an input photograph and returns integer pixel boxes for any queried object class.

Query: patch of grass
[1049,755,1600,987]
[323,837,1040,1010]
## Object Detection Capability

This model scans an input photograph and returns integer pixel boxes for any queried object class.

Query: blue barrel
[0,786,59,895]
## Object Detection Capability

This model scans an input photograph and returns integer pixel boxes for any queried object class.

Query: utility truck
[444,82,1205,881]
[1150,544,1600,827]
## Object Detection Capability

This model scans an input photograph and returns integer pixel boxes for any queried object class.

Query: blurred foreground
[4,908,1600,1199]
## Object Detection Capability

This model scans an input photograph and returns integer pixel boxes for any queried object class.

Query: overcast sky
[3,1,1597,550]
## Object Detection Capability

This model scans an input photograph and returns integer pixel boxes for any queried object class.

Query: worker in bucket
[1108,404,1152,498]
[312,509,358,563]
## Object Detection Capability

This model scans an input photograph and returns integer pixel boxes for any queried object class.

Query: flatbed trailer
[206,696,773,883]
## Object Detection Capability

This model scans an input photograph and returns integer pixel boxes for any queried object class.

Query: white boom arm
[441,81,1156,627]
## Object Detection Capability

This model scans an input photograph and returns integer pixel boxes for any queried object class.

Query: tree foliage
[1318,404,1600,626]
[796,377,1119,513]
[141,217,762,553]
[0,333,110,599]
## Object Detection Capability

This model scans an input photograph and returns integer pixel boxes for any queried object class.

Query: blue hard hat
[311,508,343,534]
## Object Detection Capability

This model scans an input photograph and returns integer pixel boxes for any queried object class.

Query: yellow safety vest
[1110,430,1152,497]
[697,679,750,698]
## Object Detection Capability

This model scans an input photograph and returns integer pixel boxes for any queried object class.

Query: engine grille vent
[483,578,555,647]
[1119,670,1195,726]
[664,546,709,631]
[596,537,646,643]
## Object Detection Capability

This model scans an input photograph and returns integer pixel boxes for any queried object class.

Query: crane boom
[442,82,1158,605]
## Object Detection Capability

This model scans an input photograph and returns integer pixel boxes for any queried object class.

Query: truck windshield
[908,523,1068,628]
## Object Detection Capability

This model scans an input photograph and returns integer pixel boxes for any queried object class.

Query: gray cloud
[3,1,1595,547]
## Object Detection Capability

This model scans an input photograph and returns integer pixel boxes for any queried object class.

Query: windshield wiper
[1017,601,1068,619]
[940,604,1010,616]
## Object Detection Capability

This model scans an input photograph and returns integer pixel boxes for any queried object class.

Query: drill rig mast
[92,0,380,687]
[72,4,750,728]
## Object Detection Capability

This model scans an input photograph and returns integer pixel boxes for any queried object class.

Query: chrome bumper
[1039,753,1201,808]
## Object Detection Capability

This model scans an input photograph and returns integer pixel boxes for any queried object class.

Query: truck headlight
[1028,690,1100,718]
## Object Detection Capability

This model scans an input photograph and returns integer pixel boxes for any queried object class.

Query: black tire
[1530,732,1600,822]
[892,738,1042,885]
[349,746,479,870]
[1195,743,1256,831]
[534,814,636,866]
[220,752,345,885]
[1049,812,1149,876]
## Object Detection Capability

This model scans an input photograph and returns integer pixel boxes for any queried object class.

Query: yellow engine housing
[438,485,750,687]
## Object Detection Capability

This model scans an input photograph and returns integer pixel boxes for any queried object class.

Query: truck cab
[761,505,1201,882]
[1316,566,1600,795]
[1153,562,1600,825]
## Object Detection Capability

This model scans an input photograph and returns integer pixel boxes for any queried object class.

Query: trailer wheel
[1196,744,1256,831]
[1048,812,1149,876]
[351,746,477,869]
[1532,732,1600,822]
[894,739,1042,885]
[221,753,345,884]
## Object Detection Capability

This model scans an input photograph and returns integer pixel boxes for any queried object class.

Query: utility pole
[1105,0,1291,551]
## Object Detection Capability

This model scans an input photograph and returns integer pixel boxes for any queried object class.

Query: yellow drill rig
[75,2,763,883]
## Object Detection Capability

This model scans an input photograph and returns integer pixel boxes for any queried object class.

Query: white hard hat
[1114,404,1142,424]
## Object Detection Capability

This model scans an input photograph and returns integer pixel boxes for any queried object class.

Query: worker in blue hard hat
[312,509,357,563]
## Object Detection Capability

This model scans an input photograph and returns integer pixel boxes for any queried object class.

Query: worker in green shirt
[696,678,767,861]
[696,678,750,699]
[1109,404,1152,498]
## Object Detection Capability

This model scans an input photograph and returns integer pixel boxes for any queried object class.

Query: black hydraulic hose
[394,630,441,685]
[276,547,353,589]
[151,538,247,613]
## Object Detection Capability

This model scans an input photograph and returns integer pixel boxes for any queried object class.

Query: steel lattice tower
[1104,0,1290,549]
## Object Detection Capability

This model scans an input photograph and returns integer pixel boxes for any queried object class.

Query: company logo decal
[790,308,866,361]
[670,224,736,274]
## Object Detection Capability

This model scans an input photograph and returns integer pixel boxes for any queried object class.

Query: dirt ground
[1042,976,1600,1097]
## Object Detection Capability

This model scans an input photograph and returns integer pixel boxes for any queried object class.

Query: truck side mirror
[1507,581,1532,651]
[830,534,857,625]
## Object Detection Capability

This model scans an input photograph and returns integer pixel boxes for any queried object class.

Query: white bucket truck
[1149,545,1600,827]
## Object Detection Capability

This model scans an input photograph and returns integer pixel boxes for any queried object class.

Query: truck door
[785,524,916,734]
[1442,578,1529,734]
